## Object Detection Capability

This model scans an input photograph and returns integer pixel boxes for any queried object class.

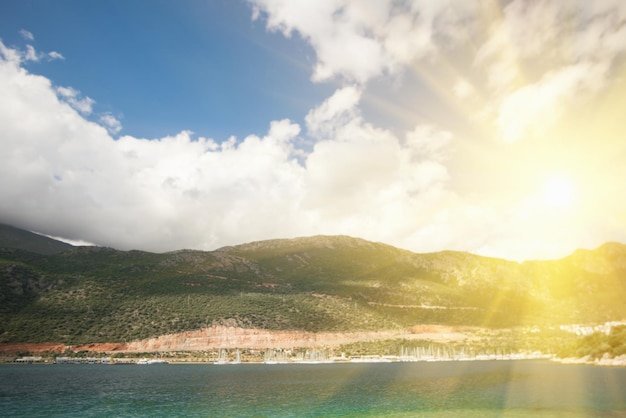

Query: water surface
[1,360,625,417]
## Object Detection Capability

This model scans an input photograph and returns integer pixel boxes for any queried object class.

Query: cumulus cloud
[474,0,626,142]
[24,45,39,62]
[99,113,123,135]
[248,0,626,259]
[253,0,626,143]
[1,1,626,260]
[250,0,480,83]
[305,85,361,137]
[496,62,610,142]
[0,40,460,253]
[0,40,65,65]
[0,45,308,251]
[0,42,23,64]
[19,29,34,41]
[55,86,95,115]
[48,51,65,61]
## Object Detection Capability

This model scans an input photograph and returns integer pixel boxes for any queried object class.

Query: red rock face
[0,326,471,355]
[122,326,470,352]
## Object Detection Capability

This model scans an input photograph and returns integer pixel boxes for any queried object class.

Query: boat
[214,349,229,365]
[349,355,392,363]
[137,358,169,365]
[231,349,242,364]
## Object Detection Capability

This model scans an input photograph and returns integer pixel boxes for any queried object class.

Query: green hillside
[1,228,625,345]
[0,224,72,255]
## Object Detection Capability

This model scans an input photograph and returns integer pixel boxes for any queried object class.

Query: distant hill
[0,224,72,255]
[0,225,625,346]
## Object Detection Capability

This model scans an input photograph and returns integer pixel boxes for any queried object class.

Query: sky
[0,0,625,261]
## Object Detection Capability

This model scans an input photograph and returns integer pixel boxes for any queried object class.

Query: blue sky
[1,0,333,141]
[1,0,625,260]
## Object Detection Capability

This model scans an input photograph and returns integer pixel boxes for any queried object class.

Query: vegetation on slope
[0,224,72,255]
[1,229,625,345]
[557,326,626,359]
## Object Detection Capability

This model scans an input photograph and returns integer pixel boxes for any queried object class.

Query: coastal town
[9,347,551,366]
[5,320,626,367]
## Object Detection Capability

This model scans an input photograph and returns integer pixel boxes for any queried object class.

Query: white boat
[137,358,168,365]
[263,349,287,364]
[231,349,242,364]
[214,349,229,365]
[350,355,392,363]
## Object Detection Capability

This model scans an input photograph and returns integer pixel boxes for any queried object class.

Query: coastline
[552,354,626,367]
[2,324,623,367]
[6,350,626,367]
[0,325,474,355]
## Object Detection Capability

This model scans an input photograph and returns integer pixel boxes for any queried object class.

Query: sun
[542,176,576,209]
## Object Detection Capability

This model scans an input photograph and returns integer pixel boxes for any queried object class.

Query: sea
[1,360,625,417]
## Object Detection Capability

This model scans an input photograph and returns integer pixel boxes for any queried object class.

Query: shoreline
[3,354,553,366]
[2,323,623,367]
[551,354,626,367]
[5,352,626,367]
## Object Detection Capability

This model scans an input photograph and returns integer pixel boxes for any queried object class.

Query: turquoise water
[0,360,625,417]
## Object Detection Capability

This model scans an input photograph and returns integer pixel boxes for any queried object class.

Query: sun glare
[542,176,576,209]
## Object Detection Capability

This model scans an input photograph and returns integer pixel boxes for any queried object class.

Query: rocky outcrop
[123,325,470,352]
[0,326,474,354]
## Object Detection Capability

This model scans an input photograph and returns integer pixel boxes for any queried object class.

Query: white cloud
[0,46,310,250]
[497,62,610,142]
[0,41,22,64]
[251,0,385,83]
[473,0,626,142]
[453,79,474,100]
[48,51,65,61]
[19,29,34,41]
[56,86,95,115]
[305,85,361,137]
[251,0,626,259]
[0,40,65,65]
[301,87,458,248]
[250,0,480,84]
[1,1,626,261]
[99,113,123,135]
[0,41,461,254]
[24,45,39,62]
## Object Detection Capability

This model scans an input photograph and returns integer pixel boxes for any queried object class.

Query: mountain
[1,225,625,345]
[0,224,72,255]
